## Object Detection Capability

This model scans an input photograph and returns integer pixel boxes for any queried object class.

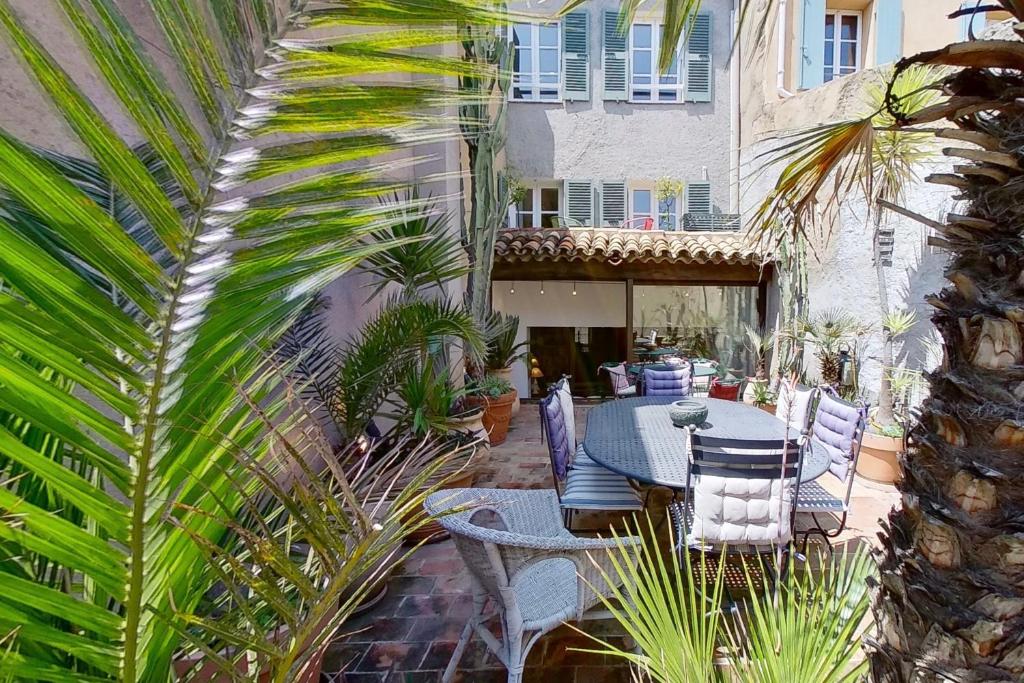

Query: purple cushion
[643,366,693,397]
[540,391,571,480]
[811,391,864,481]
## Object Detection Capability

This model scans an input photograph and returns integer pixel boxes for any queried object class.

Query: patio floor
[324,401,901,682]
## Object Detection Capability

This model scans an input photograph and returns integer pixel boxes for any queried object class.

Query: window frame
[657,191,680,230]
[513,184,562,229]
[628,21,685,103]
[823,9,862,83]
[509,21,563,102]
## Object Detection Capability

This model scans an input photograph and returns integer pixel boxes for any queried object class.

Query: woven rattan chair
[424,488,642,683]
[795,388,867,553]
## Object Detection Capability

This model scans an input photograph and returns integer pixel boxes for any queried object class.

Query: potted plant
[465,374,517,445]
[485,311,528,416]
[859,312,917,483]
[506,175,528,228]
[741,324,775,404]
[750,382,778,415]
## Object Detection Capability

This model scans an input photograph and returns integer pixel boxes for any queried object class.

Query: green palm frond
[360,189,470,301]
[484,311,527,371]
[726,548,875,683]
[0,0,503,678]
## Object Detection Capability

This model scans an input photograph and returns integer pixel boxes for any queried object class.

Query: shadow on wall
[506,104,558,179]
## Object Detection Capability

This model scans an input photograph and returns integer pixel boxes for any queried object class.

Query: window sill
[508,98,564,104]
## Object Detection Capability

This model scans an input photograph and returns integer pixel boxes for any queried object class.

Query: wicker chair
[795,388,867,553]
[424,488,642,683]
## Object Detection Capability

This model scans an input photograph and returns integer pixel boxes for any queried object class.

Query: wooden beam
[491,259,764,284]
[625,278,635,363]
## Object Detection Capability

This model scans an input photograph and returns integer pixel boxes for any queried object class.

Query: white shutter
[562,11,590,101]
[685,13,712,102]
[564,179,594,226]
[600,181,626,227]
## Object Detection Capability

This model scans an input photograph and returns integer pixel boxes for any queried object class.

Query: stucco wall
[505,0,736,213]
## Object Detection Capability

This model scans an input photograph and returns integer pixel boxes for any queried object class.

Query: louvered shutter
[601,181,626,227]
[602,10,627,101]
[684,13,712,102]
[798,0,826,90]
[874,0,903,64]
[685,181,712,215]
[563,11,590,101]
[564,180,594,226]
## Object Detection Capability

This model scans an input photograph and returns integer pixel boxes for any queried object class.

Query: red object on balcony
[708,377,742,401]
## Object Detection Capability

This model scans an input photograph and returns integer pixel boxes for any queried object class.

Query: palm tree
[750,6,1024,680]
[0,0,498,679]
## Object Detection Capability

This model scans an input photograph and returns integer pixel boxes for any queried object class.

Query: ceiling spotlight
[540,280,545,295]
[509,281,516,294]
[572,281,577,296]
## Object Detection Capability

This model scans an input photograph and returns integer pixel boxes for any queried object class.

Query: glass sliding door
[632,284,760,373]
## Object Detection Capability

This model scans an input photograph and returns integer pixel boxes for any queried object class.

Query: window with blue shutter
[603,10,628,100]
[601,181,627,227]
[959,1,984,40]
[685,13,712,102]
[874,0,903,65]
[562,10,590,101]
[564,180,595,226]
[799,0,826,90]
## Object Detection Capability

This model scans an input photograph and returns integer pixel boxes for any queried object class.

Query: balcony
[505,213,742,232]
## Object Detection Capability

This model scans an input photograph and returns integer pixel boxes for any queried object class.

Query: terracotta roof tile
[494,229,767,266]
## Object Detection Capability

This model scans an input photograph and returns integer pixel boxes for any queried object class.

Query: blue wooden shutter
[601,181,626,227]
[564,180,594,225]
[603,10,628,101]
[959,1,983,40]
[798,0,826,90]
[685,13,713,102]
[874,0,903,65]
[563,11,590,101]
[685,181,712,215]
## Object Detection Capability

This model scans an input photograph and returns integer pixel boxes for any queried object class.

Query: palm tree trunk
[868,54,1024,681]
[874,209,897,426]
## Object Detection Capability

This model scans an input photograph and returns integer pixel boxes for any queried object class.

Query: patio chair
[599,362,637,399]
[424,488,642,683]
[671,428,805,598]
[642,363,693,397]
[795,388,867,553]
[690,359,718,396]
[539,386,643,529]
[707,377,742,401]
[775,381,817,432]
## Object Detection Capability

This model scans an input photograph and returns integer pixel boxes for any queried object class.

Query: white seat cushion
[562,468,643,511]
[688,474,794,545]
[615,384,637,397]
[557,383,576,449]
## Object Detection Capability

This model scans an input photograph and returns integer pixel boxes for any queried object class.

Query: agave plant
[0,0,501,679]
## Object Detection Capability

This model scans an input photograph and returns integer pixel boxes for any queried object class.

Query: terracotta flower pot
[487,368,520,416]
[465,391,516,445]
[445,408,490,460]
[858,430,903,484]
[757,403,777,415]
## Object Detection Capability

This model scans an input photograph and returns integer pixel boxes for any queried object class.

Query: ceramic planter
[858,431,903,483]
[445,407,490,459]
[465,391,516,445]
[487,367,520,416]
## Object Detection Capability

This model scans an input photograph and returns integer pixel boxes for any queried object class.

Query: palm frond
[0,0,504,678]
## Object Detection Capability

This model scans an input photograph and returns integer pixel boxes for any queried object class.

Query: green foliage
[881,310,917,338]
[751,382,778,407]
[392,359,467,437]
[656,177,684,202]
[0,0,501,679]
[484,310,527,370]
[468,374,513,398]
[361,189,470,301]
[579,520,875,683]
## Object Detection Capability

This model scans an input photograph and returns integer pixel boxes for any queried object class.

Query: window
[632,189,653,224]
[824,11,860,82]
[629,23,683,102]
[515,186,559,228]
[658,194,678,230]
[511,22,561,101]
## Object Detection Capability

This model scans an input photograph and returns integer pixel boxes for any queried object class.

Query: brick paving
[323,401,901,682]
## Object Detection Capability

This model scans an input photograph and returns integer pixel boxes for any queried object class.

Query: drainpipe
[777,0,794,97]
[730,0,741,213]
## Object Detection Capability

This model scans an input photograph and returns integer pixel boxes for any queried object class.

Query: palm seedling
[743,324,776,380]
[484,310,528,372]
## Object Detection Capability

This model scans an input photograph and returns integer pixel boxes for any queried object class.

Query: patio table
[582,396,830,489]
